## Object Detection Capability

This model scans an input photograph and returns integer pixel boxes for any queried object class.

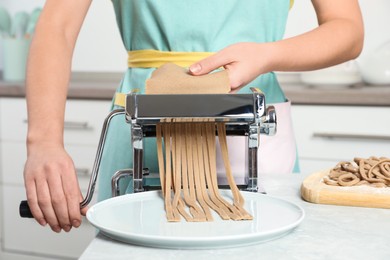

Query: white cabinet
[291,105,390,174]
[0,98,111,259]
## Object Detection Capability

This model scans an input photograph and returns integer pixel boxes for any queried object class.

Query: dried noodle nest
[323,156,390,188]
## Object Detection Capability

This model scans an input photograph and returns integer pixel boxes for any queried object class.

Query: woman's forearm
[267,18,364,72]
[267,0,364,72]
[25,0,92,149]
[26,26,72,147]
[188,0,364,90]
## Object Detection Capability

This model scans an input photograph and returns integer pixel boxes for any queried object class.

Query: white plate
[87,190,304,249]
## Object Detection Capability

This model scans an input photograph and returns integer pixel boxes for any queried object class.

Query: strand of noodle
[204,122,243,220]
[368,159,390,182]
[159,122,191,220]
[156,123,165,195]
[185,123,207,221]
[198,122,230,220]
[184,123,197,200]
[359,159,386,184]
[169,123,181,220]
[379,161,390,178]
[191,123,213,221]
[337,173,360,186]
[180,123,205,221]
[162,121,180,222]
[173,122,194,221]
[217,122,253,220]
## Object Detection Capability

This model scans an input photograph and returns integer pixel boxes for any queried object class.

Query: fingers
[80,203,89,217]
[25,177,47,226]
[47,170,72,232]
[62,171,83,228]
[189,43,268,91]
[36,178,62,232]
[189,55,243,90]
[189,49,233,76]
[229,83,246,94]
[24,152,84,233]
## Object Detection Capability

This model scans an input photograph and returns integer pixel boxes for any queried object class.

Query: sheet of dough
[145,63,230,94]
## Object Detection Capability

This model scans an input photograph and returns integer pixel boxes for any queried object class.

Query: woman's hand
[189,42,273,91]
[24,142,88,233]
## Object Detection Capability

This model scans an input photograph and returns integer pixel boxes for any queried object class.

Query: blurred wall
[0,0,125,72]
[0,0,389,72]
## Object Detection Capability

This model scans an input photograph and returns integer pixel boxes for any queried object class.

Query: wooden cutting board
[301,170,390,209]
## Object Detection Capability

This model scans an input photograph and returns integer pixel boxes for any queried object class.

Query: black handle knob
[19,200,34,218]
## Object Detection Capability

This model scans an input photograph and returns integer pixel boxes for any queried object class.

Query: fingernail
[189,64,201,74]
[39,219,47,226]
[52,225,61,233]
[72,220,81,227]
[63,225,72,232]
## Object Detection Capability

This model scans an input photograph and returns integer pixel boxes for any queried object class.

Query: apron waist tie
[127,49,214,68]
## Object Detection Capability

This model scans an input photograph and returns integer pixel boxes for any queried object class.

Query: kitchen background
[1,1,390,260]
[0,0,390,74]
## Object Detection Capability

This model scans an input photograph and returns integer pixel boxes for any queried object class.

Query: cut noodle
[324,157,390,188]
[156,121,253,222]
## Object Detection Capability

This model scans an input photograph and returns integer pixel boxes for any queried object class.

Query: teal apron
[98,0,296,201]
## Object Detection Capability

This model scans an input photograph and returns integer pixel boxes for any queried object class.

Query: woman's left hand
[189,42,272,91]
[189,0,364,90]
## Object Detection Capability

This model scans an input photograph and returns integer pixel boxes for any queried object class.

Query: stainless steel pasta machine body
[114,90,276,196]
[19,90,276,217]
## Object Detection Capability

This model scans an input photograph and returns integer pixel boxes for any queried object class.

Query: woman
[23,0,364,233]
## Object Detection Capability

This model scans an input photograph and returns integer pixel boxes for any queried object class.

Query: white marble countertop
[79,173,390,260]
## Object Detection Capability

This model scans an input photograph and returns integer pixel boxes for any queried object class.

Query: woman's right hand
[23,142,87,233]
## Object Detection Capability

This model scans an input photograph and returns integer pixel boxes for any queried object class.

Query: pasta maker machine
[19,88,276,217]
